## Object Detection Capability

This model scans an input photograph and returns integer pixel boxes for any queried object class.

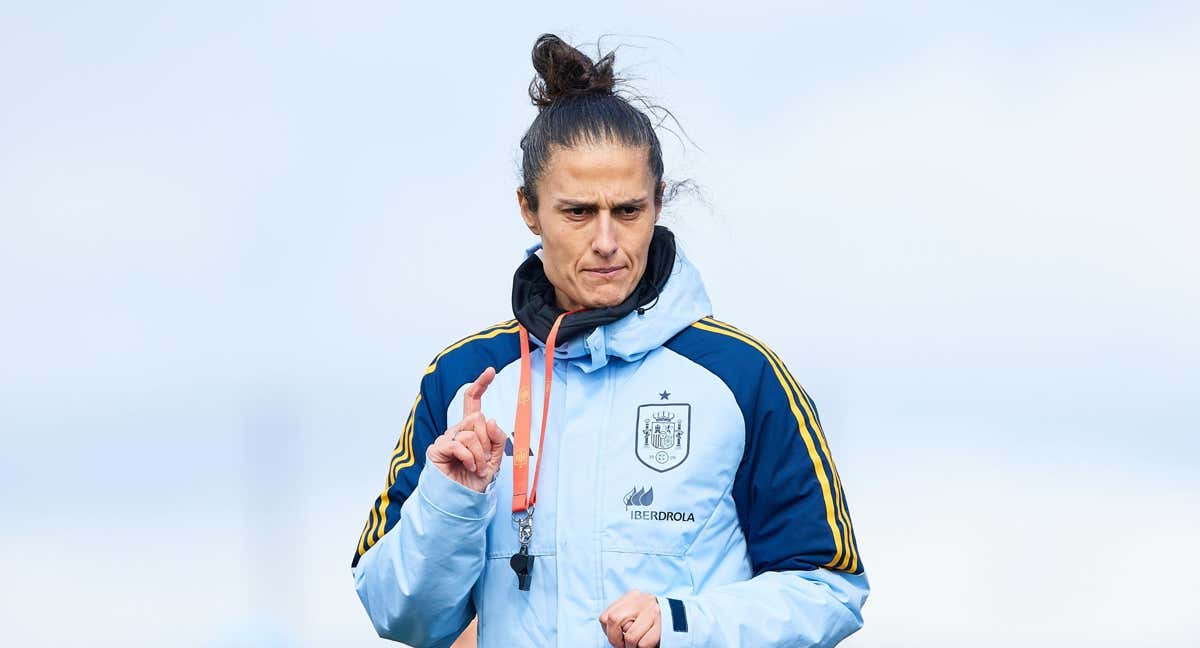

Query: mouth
[584,265,627,279]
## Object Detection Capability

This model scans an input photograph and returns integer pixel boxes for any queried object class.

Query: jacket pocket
[474,554,557,646]
[599,550,695,606]
[600,464,732,556]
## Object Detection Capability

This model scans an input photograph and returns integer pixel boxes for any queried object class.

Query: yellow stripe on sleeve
[371,394,421,547]
[692,319,852,570]
[358,503,378,557]
[358,319,520,560]
[355,515,372,559]
[423,320,519,375]
[703,317,860,571]
[796,382,859,572]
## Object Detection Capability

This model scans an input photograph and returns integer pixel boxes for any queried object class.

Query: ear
[654,180,666,222]
[517,187,541,235]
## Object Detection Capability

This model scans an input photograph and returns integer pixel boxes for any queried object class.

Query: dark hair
[519,34,665,212]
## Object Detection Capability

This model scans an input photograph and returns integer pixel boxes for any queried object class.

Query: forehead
[539,143,654,197]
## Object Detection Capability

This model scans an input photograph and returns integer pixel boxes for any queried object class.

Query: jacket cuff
[416,461,498,522]
[656,595,692,648]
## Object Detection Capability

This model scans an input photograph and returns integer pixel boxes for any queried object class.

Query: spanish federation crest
[635,403,691,472]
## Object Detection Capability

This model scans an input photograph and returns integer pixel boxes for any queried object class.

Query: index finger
[463,366,496,418]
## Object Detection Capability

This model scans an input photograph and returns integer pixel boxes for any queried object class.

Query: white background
[2,2,1197,646]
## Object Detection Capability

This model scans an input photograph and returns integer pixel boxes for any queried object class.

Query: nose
[592,212,618,258]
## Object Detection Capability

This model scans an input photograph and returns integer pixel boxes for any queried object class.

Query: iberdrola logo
[624,486,654,508]
[622,486,694,523]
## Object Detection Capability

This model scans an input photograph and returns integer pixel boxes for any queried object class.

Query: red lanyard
[511,310,573,516]
[508,309,580,590]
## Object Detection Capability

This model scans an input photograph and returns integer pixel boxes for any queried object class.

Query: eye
[618,205,642,218]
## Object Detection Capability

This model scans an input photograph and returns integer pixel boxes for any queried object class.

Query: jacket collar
[511,225,713,373]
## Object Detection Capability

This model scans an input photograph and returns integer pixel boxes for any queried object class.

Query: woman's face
[518,142,663,312]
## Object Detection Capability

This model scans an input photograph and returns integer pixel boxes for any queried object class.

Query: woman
[352,34,868,647]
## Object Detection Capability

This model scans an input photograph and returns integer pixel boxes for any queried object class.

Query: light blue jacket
[352,244,868,647]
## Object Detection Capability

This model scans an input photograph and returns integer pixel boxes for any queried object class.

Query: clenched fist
[427,366,509,492]
[600,589,661,648]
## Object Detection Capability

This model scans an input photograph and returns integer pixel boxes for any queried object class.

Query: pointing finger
[463,366,496,418]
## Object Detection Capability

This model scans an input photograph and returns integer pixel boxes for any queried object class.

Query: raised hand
[427,367,509,492]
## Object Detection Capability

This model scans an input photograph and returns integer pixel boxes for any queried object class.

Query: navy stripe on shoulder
[352,318,521,567]
[665,317,862,574]
[420,318,522,427]
[423,319,520,374]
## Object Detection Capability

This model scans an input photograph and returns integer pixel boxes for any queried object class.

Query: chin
[580,288,628,309]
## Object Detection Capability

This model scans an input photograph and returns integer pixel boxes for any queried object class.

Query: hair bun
[528,33,616,109]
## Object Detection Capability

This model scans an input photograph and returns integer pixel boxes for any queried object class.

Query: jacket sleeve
[660,343,868,647]
[350,375,496,647]
[655,569,867,647]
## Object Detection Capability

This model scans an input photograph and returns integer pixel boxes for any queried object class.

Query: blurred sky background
[2,1,1198,646]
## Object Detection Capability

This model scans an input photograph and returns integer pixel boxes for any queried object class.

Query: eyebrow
[556,197,649,210]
